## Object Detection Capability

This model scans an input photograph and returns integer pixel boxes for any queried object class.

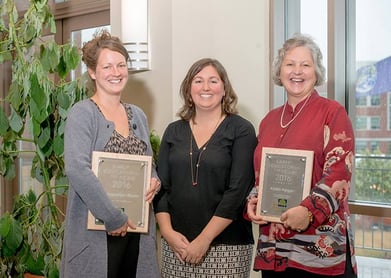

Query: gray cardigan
[60,99,160,278]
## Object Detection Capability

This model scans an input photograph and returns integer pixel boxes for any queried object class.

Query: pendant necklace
[280,94,311,129]
[189,115,223,186]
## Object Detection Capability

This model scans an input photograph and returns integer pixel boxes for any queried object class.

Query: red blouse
[252,91,357,275]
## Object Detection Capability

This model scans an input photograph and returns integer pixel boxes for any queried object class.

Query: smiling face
[190,65,224,113]
[280,46,317,100]
[88,48,128,96]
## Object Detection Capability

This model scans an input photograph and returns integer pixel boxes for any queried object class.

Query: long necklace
[189,116,223,186]
[280,94,311,129]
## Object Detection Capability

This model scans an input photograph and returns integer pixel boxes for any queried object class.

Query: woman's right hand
[163,230,190,263]
[247,197,268,225]
[107,219,136,237]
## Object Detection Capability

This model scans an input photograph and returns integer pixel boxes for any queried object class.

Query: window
[370,117,380,130]
[370,95,380,106]
[300,0,327,98]
[370,142,380,152]
[70,25,111,80]
[356,95,381,107]
[356,116,368,130]
[389,93,391,130]
[356,140,367,154]
[356,96,367,106]
[352,2,391,234]
[356,116,381,131]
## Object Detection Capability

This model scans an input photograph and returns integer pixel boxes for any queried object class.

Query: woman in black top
[153,58,257,277]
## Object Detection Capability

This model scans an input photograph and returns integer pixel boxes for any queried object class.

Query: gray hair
[271,33,326,87]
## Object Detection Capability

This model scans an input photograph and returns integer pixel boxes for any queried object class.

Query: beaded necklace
[280,94,311,129]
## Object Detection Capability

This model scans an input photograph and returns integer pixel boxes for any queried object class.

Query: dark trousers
[107,233,140,278]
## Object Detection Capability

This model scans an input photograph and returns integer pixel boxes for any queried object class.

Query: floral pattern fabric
[252,91,357,276]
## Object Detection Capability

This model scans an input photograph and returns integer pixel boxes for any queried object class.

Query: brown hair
[177,58,238,121]
[81,29,129,93]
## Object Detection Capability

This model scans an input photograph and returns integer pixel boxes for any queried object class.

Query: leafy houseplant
[149,130,161,165]
[0,0,87,277]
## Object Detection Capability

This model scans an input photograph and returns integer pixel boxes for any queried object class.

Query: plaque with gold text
[87,151,151,233]
[256,147,313,222]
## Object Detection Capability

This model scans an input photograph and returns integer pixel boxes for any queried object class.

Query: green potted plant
[149,130,161,165]
[0,0,86,277]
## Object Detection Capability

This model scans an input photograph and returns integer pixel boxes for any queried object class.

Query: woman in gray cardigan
[60,30,160,278]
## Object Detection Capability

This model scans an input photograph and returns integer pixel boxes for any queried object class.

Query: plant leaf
[4,156,16,180]
[7,82,24,111]
[0,106,9,135]
[57,90,71,111]
[0,214,23,257]
[63,44,81,72]
[57,56,67,79]
[37,124,50,149]
[9,108,24,133]
[0,212,11,238]
[55,175,69,195]
[40,42,60,73]
[53,134,64,156]
[30,74,49,124]
[6,217,23,253]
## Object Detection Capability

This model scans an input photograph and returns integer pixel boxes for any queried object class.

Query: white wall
[120,0,173,136]
[123,0,270,137]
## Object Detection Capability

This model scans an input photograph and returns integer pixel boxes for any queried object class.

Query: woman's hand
[280,205,311,232]
[145,177,161,203]
[182,235,211,264]
[107,219,136,237]
[247,197,268,225]
[163,230,190,263]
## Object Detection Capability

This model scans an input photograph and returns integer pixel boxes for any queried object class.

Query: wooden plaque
[256,147,314,222]
[87,151,151,233]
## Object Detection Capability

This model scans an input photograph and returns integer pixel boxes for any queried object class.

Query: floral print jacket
[251,91,357,276]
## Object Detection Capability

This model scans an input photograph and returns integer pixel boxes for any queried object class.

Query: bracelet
[246,187,258,201]
[307,210,314,224]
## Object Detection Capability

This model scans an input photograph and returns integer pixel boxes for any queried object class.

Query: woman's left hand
[145,177,161,203]
[280,205,310,232]
[182,236,210,264]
